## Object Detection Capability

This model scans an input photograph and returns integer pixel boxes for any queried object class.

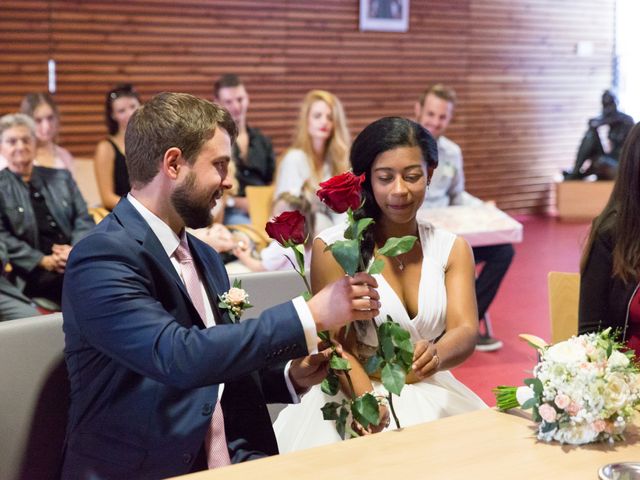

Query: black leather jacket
[579,214,640,340]
[0,166,95,276]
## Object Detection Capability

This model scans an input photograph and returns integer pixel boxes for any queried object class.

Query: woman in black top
[579,122,640,352]
[94,84,141,210]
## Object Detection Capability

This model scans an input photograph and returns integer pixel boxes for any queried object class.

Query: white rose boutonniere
[218,279,252,323]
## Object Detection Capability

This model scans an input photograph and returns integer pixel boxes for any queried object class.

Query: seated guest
[415,83,514,351]
[94,83,141,210]
[273,90,351,232]
[1,241,40,321]
[579,121,640,355]
[214,74,276,225]
[0,114,95,306]
[233,193,315,272]
[274,117,486,453]
[18,92,75,174]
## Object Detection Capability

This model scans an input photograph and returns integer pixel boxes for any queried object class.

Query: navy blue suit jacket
[61,198,308,479]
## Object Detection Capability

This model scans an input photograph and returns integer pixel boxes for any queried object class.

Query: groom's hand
[289,346,333,393]
[307,272,380,331]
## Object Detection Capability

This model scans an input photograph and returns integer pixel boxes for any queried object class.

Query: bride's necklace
[394,254,407,271]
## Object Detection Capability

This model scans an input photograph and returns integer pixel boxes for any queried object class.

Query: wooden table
[418,204,523,247]
[172,408,640,479]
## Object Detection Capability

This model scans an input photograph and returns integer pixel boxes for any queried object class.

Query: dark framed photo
[359,0,409,32]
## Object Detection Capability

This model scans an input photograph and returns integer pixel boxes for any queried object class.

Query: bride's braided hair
[350,117,438,267]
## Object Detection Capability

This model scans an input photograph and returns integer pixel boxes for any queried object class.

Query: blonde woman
[7,93,74,173]
[274,90,351,231]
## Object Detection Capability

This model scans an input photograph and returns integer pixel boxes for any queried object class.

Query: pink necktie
[174,238,231,469]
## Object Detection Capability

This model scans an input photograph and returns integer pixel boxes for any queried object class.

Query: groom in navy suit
[61,92,380,479]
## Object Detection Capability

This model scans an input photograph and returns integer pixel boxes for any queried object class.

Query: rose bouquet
[494,328,640,445]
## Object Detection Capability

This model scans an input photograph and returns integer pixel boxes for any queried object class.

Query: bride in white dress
[274,117,487,453]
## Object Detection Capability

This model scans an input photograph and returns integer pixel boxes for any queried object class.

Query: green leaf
[352,392,380,429]
[336,404,350,439]
[532,405,542,423]
[540,421,558,433]
[302,290,312,301]
[321,370,339,396]
[397,348,413,370]
[521,397,537,410]
[367,258,385,275]
[524,377,543,397]
[329,239,360,277]
[364,354,383,375]
[381,335,395,362]
[378,236,418,257]
[354,218,375,240]
[232,278,242,288]
[292,244,306,273]
[329,354,351,371]
[381,362,406,396]
[317,330,330,343]
[391,326,411,345]
[396,338,413,354]
[321,401,341,420]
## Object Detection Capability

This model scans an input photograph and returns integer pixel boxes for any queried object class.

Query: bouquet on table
[266,171,417,438]
[494,328,640,445]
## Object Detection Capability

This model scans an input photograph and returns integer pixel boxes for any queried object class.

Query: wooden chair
[548,271,580,343]
[245,185,275,236]
[74,157,102,208]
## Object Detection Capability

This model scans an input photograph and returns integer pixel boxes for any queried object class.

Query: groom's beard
[171,171,214,229]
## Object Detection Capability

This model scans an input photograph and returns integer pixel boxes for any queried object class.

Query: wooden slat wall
[0,0,614,213]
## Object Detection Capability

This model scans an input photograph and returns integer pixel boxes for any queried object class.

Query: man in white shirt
[415,84,514,352]
[61,92,380,478]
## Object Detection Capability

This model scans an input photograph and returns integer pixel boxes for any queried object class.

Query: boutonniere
[218,279,252,322]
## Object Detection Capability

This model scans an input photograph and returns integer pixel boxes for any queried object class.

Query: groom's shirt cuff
[282,296,318,403]
[292,296,318,355]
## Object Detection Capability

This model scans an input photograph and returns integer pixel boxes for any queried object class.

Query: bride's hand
[412,340,440,379]
[351,403,390,435]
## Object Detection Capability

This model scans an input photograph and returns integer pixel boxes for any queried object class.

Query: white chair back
[0,313,67,480]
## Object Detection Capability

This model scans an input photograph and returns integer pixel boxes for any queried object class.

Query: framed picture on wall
[359,0,409,32]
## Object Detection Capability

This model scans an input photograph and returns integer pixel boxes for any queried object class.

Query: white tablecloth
[418,204,523,247]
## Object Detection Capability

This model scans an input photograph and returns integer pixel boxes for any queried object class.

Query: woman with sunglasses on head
[94,84,141,210]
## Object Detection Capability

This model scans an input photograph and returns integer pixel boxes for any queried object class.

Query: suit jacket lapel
[189,236,231,325]
[112,198,206,328]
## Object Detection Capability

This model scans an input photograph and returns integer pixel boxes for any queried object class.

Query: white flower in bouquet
[544,337,588,364]
[494,328,640,445]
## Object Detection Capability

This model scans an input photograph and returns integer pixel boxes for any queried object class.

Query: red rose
[316,172,366,214]
[265,210,306,245]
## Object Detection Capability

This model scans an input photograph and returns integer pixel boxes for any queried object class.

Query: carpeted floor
[451,215,592,405]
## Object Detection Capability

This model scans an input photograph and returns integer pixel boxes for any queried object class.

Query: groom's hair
[125,92,237,188]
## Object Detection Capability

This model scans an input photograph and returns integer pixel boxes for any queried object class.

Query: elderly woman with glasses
[94,84,141,210]
[0,113,95,306]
